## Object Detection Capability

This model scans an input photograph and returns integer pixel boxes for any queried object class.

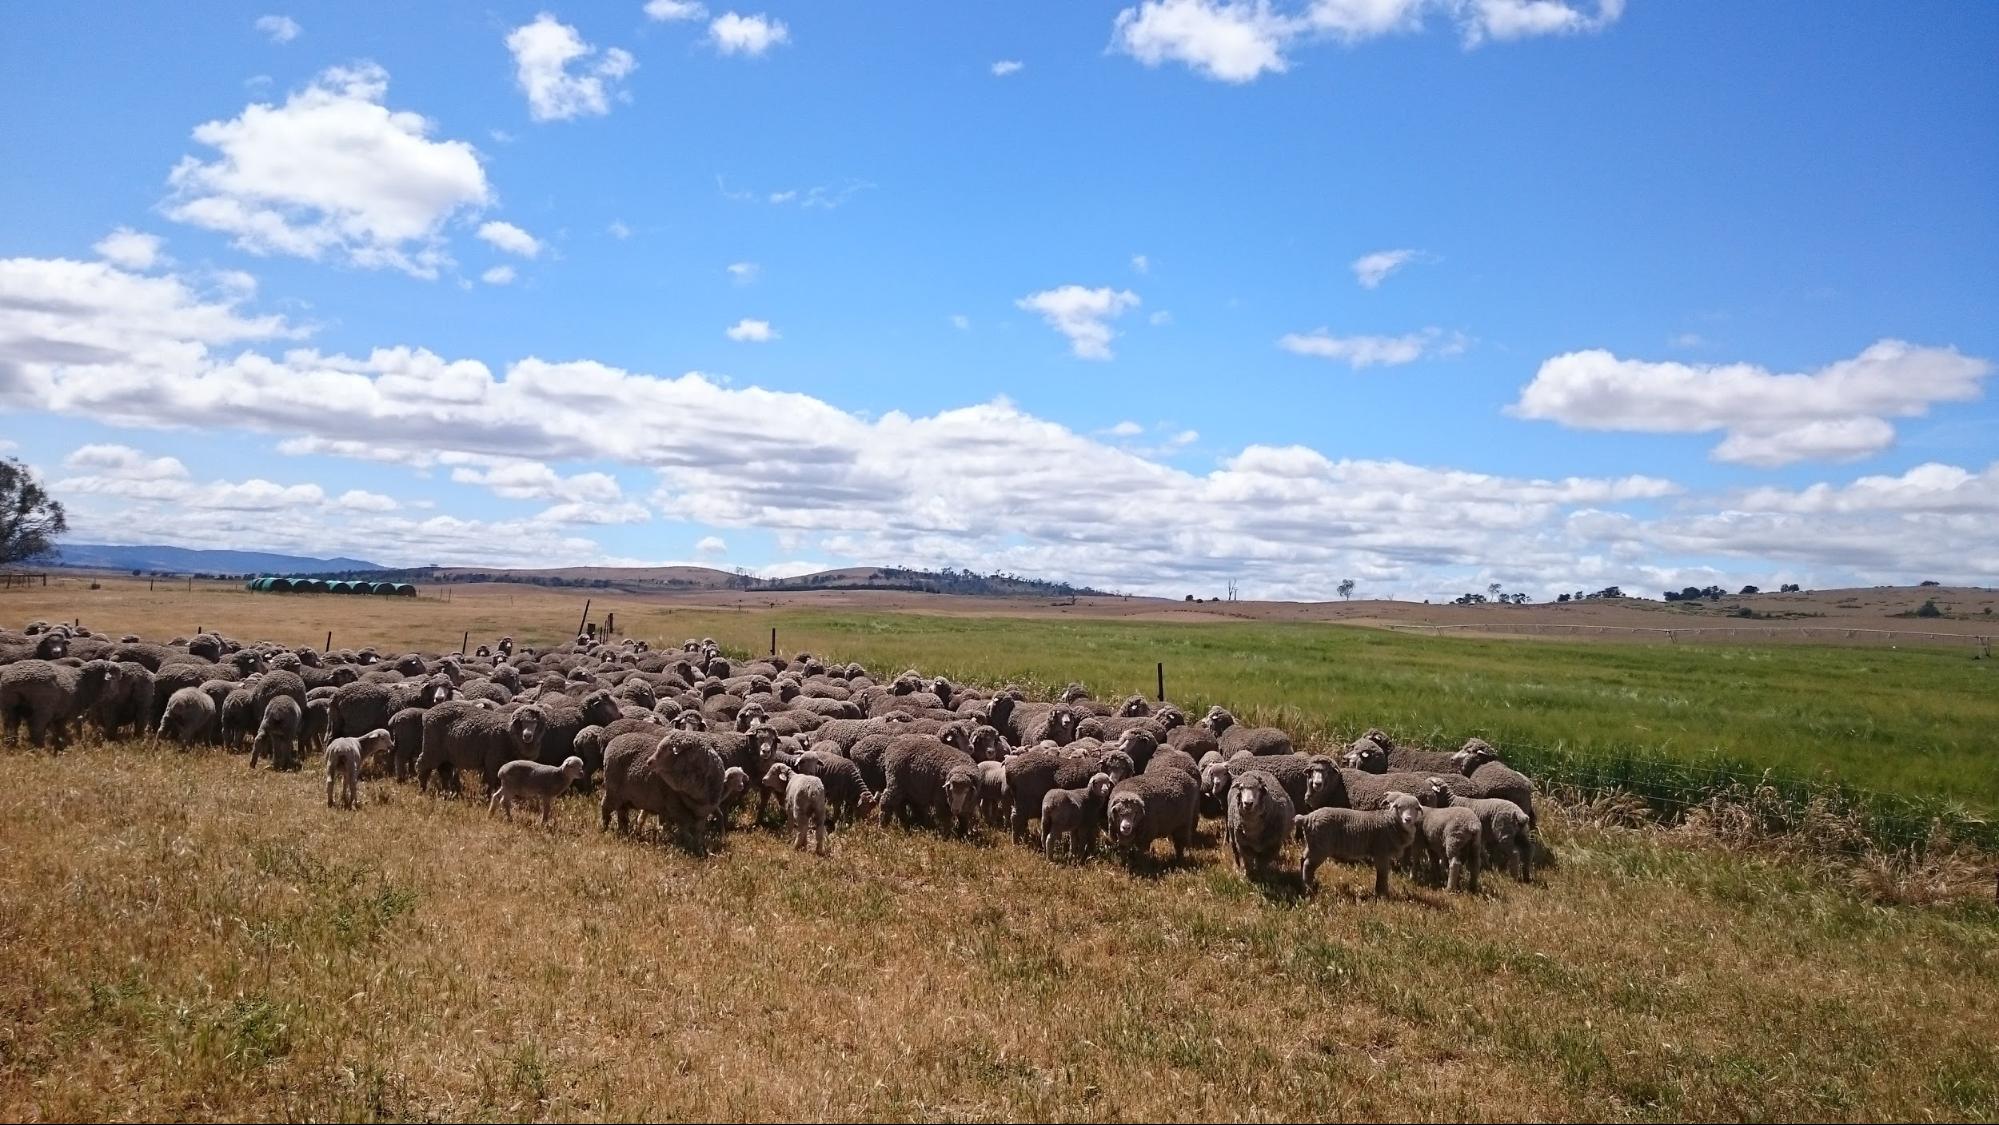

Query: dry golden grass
[2,739,1997,1122]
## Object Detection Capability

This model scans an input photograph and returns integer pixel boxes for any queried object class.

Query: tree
[1739,585,1760,595]
[1337,578,1355,601]
[1556,593,1571,603]
[1487,581,1503,600]
[1916,598,1942,618]
[0,458,67,567]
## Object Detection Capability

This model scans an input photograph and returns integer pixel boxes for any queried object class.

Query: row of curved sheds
[244,577,417,596]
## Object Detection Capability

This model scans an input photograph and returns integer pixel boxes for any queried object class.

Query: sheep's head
[721,766,749,803]
[358,728,394,759]
[509,705,548,750]
[34,633,68,660]
[967,725,1004,762]
[1060,682,1091,704]
[1116,728,1158,763]
[1383,792,1423,835]
[1451,738,1499,775]
[939,721,973,754]
[1362,726,1394,751]
[930,676,952,701]
[1154,704,1186,731]
[750,726,782,766]
[1118,695,1150,717]
[1049,707,1077,743]
[1421,777,1455,808]
[761,762,793,794]
[891,671,923,696]
[1342,738,1388,774]
[1304,756,1346,810]
[560,755,586,780]
[1099,749,1136,784]
[1107,793,1145,843]
[674,710,708,731]
[581,690,622,726]
[945,765,979,819]
[1201,762,1232,801]
[735,702,768,732]
[1087,772,1116,802]
[981,695,1015,729]
[1234,774,1270,822]
[1202,706,1235,734]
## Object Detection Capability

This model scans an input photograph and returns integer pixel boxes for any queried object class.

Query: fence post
[770,627,777,658]
[324,630,332,652]
[576,598,592,638]
[460,630,468,656]
[1157,661,1165,702]
[607,611,615,637]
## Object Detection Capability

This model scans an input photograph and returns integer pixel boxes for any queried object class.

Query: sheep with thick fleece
[877,735,979,835]
[1001,744,1136,844]
[1105,767,1200,863]
[1224,768,1295,880]
[1201,706,1294,757]
[1294,791,1424,897]
[1041,772,1115,861]
[1414,801,1483,892]
[762,763,831,854]
[1450,739,1537,825]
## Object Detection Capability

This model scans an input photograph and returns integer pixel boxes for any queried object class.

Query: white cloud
[254,15,300,43]
[950,314,971,331]
[608,220,633,239]
[507,13,636,122]
[334,489,399,512]
[709,12,789,56]
[1107,421,1145,437]
[0,440,15,453]
[163,64,490,278]
[725,317,776,342]
[1460,0,1623,47]
[1131,253,1150,274]
[695,534,728,558]
[477,221,542,258]
[644,0,708,20]
[20,250,1999,597]
[63,444,189,481]
[1279,327,1466,368]
[1016,285,1142,360]
[991,59,1024,77]
[94,229,167,272]
[1112,0,1293,84]
[1111,0,1620,82]
[727,261,759,284]
[1669,332,1707,349]
[1511,340,1993,467]
[1149,310,1173,326]
[481,265,517,286]
[1351,247,1422,288]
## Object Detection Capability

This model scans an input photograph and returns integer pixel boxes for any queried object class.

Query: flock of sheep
[0,620,1541,895]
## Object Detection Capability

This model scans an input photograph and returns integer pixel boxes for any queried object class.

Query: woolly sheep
[1041,771,1115,860]
[325,729,391,809]
[763,762,831,855]
[1105,767,1200,862]
[250,695,304,771]
[1225,768,1295,881]
[157,685,217,746]
[490,755,587,824]
[1201,706,1294,757]
[1420,777,1533,881]
[1413,800,1483,892]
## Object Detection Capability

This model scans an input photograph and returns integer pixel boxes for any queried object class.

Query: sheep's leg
[489,789,503,817]
[1373,857,1392,898]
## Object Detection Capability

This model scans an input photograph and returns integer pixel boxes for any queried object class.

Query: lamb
[974,760,1007,827]
[324,729,390,809]
[1294,792,1424,897]
[1413,800,1484,892]
[1040,771,1115,861]
[1201,706,1295,757]
[489,756,588,825]
[793,748,877,826]
[1420,777,1533,881]
[1105,767,1201,863]
[1224,768,1295,880]
[157,685,217,746]
[1000,744,1136,844]
[249,695,304,770]
[716,766,751,825]
[762,763,831,855]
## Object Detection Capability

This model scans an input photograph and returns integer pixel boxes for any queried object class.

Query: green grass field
[616,609,1999,818]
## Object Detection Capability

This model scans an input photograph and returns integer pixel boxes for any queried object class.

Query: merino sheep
[794,748,877,826]
[324,729,390,809]
[489,755,587,824]
[1040,771,1114,861]
[763,762,831,855]
[0,658,121,750]
[1201,706,1295,757]
[1450,739,1537,824]
[1224,768,1295,880]
[1001,745,1136,844]
[250,695,304,770]
[1105,767,1200,863]
[1421,778,1533,882]
[157,685,217,746]
[1294,792,1424,897]
[599,730,728,855]
[878,735,979,835]
[1414,800,1484,892]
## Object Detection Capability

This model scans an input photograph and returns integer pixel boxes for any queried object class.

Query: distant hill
[51,543,385,576]
[405,564,1113,598]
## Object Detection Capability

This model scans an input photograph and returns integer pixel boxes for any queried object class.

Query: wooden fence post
[576,599,592,637]
[324,631,332,652]
[1157,662,1165,702]
[771,627,777,658]
[460,630,469,656]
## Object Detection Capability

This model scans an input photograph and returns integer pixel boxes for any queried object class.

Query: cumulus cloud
[477,221,542,258]
[1016,285,1142,360]
[481,265,517,286]
[334,489,399,512]
[991,59,1024,76]
[507,13,636,122]
[709,12,789,56]
[15,251,1999,598]
[694,534,728,558]
[1351,247,1423,288]
[1107,421,1145,437]
[254,14,300,43]
[725,317,776,342]
[1111,0,1620,82]
[727,261,759,284]
[163,64,490,278]
[607,220,633,239]
[644,0,707,20]
[1511,340,1993,467]
[64,443,189,481]
[94,229,167,271]
[1278,327,1466,368]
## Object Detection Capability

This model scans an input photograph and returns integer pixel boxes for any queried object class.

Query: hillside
[418,564,1110,598]
[49,543,385,576]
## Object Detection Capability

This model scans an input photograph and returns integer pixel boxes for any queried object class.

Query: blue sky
[1,1,1994,600]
